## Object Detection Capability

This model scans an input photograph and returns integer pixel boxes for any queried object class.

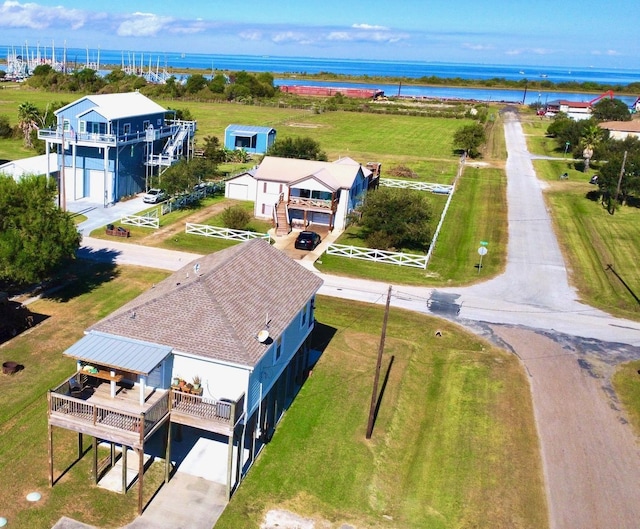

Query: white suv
[143,188,166,204]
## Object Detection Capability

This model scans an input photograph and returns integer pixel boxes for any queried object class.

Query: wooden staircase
[275,199,291,236]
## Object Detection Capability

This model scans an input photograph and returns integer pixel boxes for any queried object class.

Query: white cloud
[117,12,174,37]
[591,49,620,56]
[239,30,262,41]
[0,0,88,30]
[463,43,495,51]
[352,23,389,31]
[271,31,312,45]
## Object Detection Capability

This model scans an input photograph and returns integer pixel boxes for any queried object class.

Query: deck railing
[170,390,244,426]
[288,196,337,211]
[48,386,169,439]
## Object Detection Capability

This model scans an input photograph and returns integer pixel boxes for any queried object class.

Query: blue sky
[1,0,638,69]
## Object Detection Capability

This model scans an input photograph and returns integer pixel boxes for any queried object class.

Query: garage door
[227,183,249,200]
[88,170,106,203]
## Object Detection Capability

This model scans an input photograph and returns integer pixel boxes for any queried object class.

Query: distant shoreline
[1,58,637,96]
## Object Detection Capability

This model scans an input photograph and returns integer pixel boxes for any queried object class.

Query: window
[143,120,150,130]
[309,297,315,328]
[62,119,70,132]
[78,121,86,134]
[234,134,257,149]
[301,306,307,327]
[275,337,282,361]
[123,123,131,135]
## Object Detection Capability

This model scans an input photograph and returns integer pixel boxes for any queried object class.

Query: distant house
[224,124,276,155]
[545,99,593,120]
[47,239,323,508]
[599,120,640,141]
[224,156,380,234]
[224,167,258,201]
[38,92,196,207]
[0,153,58,181]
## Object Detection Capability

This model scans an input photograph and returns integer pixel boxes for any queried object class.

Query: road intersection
[75,110,640,528]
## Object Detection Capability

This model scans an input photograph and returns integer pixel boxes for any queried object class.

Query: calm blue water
[6,45,639,105]
[19,46,639,85]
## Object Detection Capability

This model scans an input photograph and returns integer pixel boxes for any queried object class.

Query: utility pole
[366,285,392,439]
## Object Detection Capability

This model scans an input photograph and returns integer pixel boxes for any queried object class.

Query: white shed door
[228,183,249,200]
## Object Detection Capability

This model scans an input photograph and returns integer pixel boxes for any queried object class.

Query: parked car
[295,231,321,250]
[143,188,166,204]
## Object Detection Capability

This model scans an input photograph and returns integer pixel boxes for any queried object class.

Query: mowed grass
[216,296,547,529]
[427,166,507,284]
[612,360,640,437]
[531,159,640,319]
[0,262,170,528]
[316,165,507,286]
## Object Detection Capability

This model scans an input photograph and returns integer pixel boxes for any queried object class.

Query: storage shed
[224,124,276,155]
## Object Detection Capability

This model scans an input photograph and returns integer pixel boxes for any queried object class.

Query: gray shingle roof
[90,239,323,367]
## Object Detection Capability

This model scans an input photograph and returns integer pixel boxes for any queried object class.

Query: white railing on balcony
[38,122,190,147]
[326,243,427,269]
[288,196,336,210]
[185,223,272,242]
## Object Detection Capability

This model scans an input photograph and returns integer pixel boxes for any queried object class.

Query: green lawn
[216,296,547,529]
[316,165,507,286]
[0,264,546,529]
[529,155,640,319]
[0,262,170,528]
[613,360,640,437]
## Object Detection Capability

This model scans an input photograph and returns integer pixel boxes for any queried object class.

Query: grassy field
[216,296,547,529]
[0,262,170,528]
[316,164,507,286]
[0,263,547,528]
[529,157,640,319]
[613,360,640,437]
[1,87,466,180]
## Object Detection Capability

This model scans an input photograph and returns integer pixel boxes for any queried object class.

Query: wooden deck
[48,378,243,446]
[48,380,170,449]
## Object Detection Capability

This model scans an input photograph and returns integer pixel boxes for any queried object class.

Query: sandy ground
[488,325,640,529]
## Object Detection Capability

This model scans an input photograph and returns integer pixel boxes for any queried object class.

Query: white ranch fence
[325,244,427,269]
[121,209,160,229]
[185,223,272,242]
[379,178,453,195]
[325,156,466,269]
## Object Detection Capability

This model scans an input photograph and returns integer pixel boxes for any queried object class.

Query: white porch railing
[121,211,160,229]
[379,178,453,194]
[326,243,427,269]
[186,223,272,242]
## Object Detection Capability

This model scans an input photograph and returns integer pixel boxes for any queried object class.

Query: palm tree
[17,101,40,148]
[579,123,603,172]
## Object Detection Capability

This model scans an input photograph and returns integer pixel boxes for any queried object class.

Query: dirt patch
[137,199,235,246]
[288,123,320,128]
[261,510,356,529]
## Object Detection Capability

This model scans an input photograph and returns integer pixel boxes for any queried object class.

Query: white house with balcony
[38,91,196,207]
[47,238,323,510]
[225,156,380,234]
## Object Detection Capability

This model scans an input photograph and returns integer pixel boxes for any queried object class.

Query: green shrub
[221,205,251,230]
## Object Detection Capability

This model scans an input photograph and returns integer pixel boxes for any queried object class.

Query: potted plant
[192,375,201,390]
[172,375,180,387]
